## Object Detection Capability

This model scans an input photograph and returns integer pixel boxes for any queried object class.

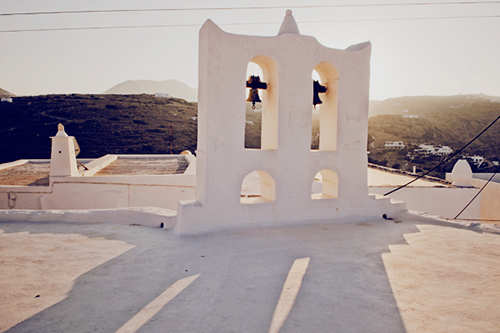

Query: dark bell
[246,88,262,107]
[313,80,327,107]
[313,92,323,106]
[246,75,267,109]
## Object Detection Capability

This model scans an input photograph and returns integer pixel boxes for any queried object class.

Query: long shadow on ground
[2,216,439,333]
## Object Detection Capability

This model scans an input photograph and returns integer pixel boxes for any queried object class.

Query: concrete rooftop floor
[1,212,499,333]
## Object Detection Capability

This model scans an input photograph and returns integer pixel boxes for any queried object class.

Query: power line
[1,2,500,17]
[383,113,500,196]
[2,15,500,33]
[0,24,202,33]
[453,166,499,219]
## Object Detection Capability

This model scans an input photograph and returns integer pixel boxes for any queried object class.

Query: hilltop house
[385,141,405,149]
[416,144,452,155]
[154,93,170,98]
[463,155,484,168]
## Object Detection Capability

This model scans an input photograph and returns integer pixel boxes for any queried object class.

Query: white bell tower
[176,11,404,235]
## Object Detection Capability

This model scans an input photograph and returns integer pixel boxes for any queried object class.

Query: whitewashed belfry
[176,11,404,234]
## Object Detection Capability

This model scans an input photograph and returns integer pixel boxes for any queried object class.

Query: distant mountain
[0,87,15,97]
[369,94,500,117]
[104,80,197,102]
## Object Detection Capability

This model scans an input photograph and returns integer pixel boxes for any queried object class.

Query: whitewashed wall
[369,186,481,219]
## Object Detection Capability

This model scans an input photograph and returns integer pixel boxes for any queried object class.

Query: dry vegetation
[368,95,500,176]
[0,94,198,164]
[2,93,499,178]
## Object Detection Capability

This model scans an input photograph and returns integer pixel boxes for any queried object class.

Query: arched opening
[311,62,339,151]
[311,169,339,199]
[245,63,263,149]
[244,56,279,150]
[241,170,276,204]
[311,69,321,150]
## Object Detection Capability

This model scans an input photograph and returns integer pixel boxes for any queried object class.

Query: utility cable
[453,166,499,219]
[2,2,500,17]
[383,113,500,196]
[2,15,500,33]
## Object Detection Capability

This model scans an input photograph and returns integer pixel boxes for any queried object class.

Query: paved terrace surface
[93,157,189,176]
[1,212,499,333]
[0,162,50,186]
[0,157,190,186]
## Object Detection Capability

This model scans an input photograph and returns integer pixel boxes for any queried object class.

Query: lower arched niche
[240,170,276,204]
[311,169,338,199]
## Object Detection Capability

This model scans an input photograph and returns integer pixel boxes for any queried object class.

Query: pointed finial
[55,123,69,137]
[278,10,300,36]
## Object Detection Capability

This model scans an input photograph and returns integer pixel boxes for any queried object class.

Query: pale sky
[1,0,500,100]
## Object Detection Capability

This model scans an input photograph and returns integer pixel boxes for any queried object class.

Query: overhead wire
[453,166,499,219]
[383,114,500,196]
[2,15,500,33]
[1,1,500,17]
[1,1,500,33]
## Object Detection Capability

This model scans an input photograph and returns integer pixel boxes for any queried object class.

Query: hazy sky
[1,0,500,100]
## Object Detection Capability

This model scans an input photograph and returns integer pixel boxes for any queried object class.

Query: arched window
[241,170,276,204]
[244,56,279,150]
[311,62,339,151]
[311,169,339,199]
[311,69,321,150]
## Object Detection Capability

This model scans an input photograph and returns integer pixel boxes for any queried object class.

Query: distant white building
[155,93,170,98]
[385,141,405,149]
[463,155,484,168]
[417,144,435,154]
[402,114,418,119]
[1,97,13,103]
[416,144,452,155]
[435,146,452,155]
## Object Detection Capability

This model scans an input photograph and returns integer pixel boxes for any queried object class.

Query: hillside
[2,94,499,179]
[104,80,197,102]
[0,88,15,98]
[0,94,198,164]
[368,95,500,175]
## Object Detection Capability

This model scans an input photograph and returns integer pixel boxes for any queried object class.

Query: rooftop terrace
[1,212,499,332]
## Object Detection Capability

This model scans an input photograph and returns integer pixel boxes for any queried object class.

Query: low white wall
[0,207,177,228]
[0,175,196,211]
[0,160,31,171]
[445,172,500,184]
[369,186,481,219]
[472,173,500,183]
[0,155,197,212]
[469,178,500,221]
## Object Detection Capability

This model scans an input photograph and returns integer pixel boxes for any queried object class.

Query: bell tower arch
[175,11,403,235]
[245,56,279,150]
